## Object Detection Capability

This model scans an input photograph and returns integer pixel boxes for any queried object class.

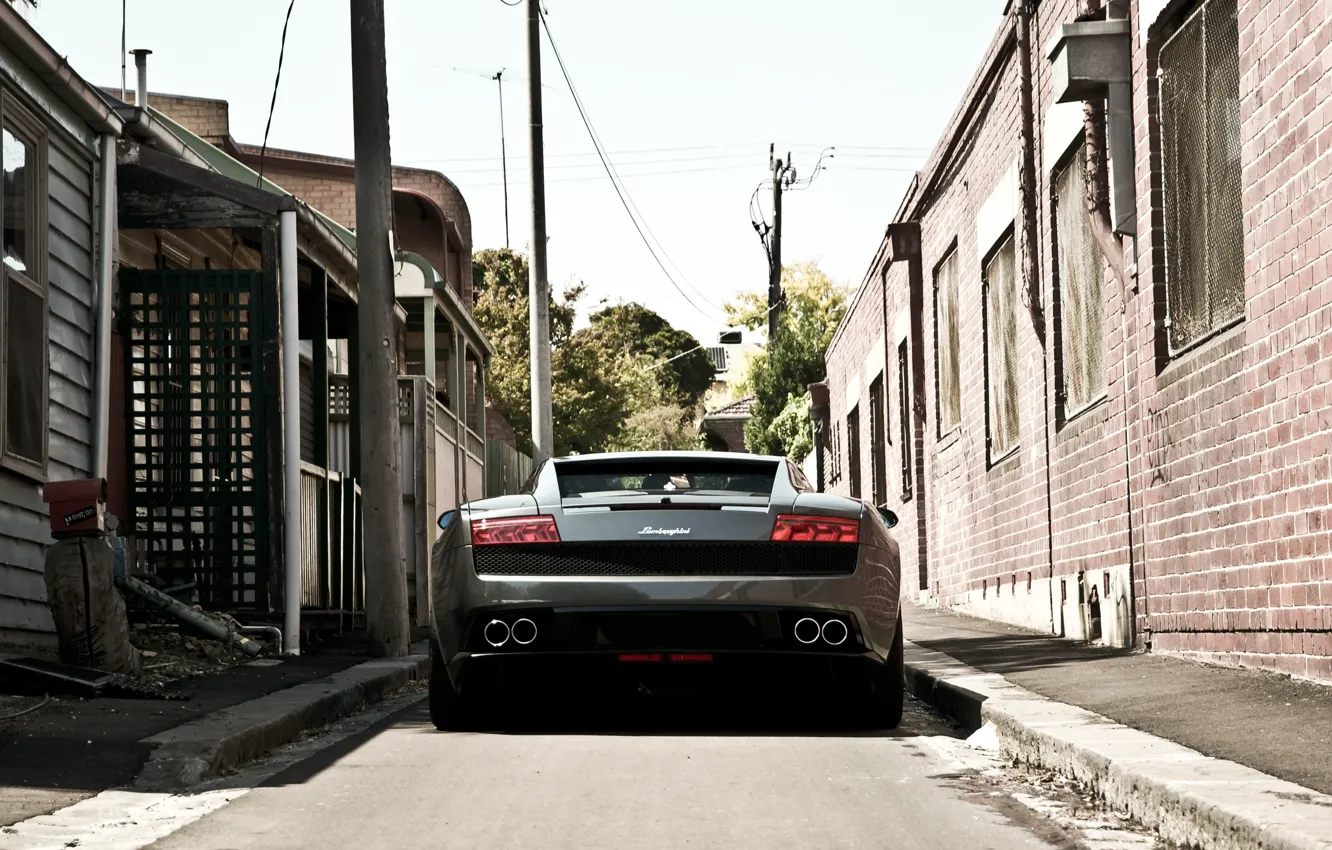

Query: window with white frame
[1053,147,1107,416]
[1158,0,1243,353]
[0,92,47,479]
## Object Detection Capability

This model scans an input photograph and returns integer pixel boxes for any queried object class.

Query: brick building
[823,0,1332,681]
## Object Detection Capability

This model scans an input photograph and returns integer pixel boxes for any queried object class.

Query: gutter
[0,2,123,135]
[115,107,213,169]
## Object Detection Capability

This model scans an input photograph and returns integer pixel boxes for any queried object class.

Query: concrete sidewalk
[0,646,427,826]
[903,602,1332,849]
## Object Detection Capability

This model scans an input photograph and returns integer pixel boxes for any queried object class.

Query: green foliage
[727,262,849,459]
[471,251,712,457]
[761,392,814,463]
[575,302,715,410]
[472,249,624,456]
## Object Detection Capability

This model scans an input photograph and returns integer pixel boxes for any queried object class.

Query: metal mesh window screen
[1160,0,1243,352]
[847,406,861,499]
[1054,149,1107,414]
[934,250,961,433]
[869,374,887,505]
[898,340,912,498]
[985,237,1019,458]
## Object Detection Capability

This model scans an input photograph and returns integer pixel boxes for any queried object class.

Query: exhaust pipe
[483,619,510,647]
[820,619,849,646]
[793,617,821,645]
[511,618,538,646]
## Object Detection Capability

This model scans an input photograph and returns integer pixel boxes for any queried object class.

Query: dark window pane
[555,457,779,498]
[3,129,29,274]
[6,280,44,462]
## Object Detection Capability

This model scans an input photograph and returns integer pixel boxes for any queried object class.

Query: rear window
[555,457,780,498]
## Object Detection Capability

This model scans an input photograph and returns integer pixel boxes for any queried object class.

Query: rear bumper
[431,544,902,665]
[443,646,888,700]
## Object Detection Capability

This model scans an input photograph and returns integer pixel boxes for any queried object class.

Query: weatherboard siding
[0,128,99,654]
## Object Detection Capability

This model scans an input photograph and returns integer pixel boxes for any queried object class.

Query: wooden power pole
[349,0,409,657]
[526,0,554,462]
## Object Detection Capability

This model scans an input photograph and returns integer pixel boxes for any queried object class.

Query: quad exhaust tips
[511,618,538,646]
[793,616,850,646]
[483,617,538,648]
[793,617,821,645]
[820,618,848,646]
[483,619,511,647]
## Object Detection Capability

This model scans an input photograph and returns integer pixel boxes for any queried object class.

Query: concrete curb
[904,641,1332,850]
[133,644,430,791]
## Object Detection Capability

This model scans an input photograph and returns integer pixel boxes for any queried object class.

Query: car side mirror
[437,510,456,531]
[877,508,899,529]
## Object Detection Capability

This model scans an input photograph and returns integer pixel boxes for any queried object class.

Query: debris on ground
[129,619,272,688]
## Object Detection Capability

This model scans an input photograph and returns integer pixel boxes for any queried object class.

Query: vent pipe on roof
[130,48,151,108]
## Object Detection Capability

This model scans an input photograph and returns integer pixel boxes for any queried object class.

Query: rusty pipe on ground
[115,574,263,657]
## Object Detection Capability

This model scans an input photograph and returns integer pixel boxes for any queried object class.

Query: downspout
[1105,0,1147,647]
[1017,0,1057,636]
[91,134,117,480]
[1075,0,1143,646]
[279,209,302,655]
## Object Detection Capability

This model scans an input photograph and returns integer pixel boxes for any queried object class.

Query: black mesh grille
[473,542,858,578]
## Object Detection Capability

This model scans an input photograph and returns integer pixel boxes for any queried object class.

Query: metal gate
[120,269,271,610]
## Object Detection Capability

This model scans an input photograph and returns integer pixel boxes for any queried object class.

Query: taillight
[471,515,561,545]
[771,515,859,544]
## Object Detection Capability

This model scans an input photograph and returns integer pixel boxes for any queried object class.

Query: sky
[29,0,1004,344]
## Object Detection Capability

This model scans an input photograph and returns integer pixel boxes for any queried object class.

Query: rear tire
[861,614,905,730]
[429,644,472,731]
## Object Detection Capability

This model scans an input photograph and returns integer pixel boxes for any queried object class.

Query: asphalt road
[141,697,1087,850]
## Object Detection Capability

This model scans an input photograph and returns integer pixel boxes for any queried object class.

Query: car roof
[550,450,786,464]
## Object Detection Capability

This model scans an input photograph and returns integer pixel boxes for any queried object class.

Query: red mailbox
[42,478,107,537]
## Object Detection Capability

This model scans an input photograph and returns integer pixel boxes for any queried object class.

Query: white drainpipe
[279,209,302,655]
[91,134,117,481]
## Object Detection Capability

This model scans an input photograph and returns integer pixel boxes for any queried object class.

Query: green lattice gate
[120,269,272,610]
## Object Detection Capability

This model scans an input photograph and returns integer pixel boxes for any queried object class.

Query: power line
[538,8,726,320]
[409,144,924,166]
[256,0,297,188]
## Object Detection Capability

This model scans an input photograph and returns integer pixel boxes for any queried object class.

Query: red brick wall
[824,0,1332,680]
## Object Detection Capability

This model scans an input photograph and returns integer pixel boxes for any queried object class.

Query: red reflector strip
[471,515,561,546]
[618,653,664,663]
[771,514,859,544]
[669,654,713,663]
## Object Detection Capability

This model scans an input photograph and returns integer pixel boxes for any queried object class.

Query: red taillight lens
[471,516,561,546]
[771,515,859,544]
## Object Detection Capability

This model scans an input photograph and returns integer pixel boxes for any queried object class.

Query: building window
[846,405,861,500]
[898,340,912,500]
[1159,0,1243,353]
[1053,147,1107,417]
[0,94,47,480]
[868,374,887,506]
[829,420,840,483]
[933,248,961,435]
[983,234,1019,461]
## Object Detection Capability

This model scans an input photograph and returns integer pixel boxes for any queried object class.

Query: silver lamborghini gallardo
[428,451,904,729]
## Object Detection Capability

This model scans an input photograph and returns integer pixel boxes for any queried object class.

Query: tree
[725,262,849,458]
[472,249,626,456]
[575,302,715,411]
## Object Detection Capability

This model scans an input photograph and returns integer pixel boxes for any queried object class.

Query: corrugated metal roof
[145,106,358,253]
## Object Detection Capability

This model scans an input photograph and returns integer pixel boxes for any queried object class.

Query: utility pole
[494,69,510,249]
[527,0,554,462]
[349,0,409,657]
[768,146,794,343]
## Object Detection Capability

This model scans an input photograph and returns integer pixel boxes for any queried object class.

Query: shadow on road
[258,692,949,789]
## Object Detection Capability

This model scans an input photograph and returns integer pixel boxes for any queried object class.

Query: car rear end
[430,453,901,709]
